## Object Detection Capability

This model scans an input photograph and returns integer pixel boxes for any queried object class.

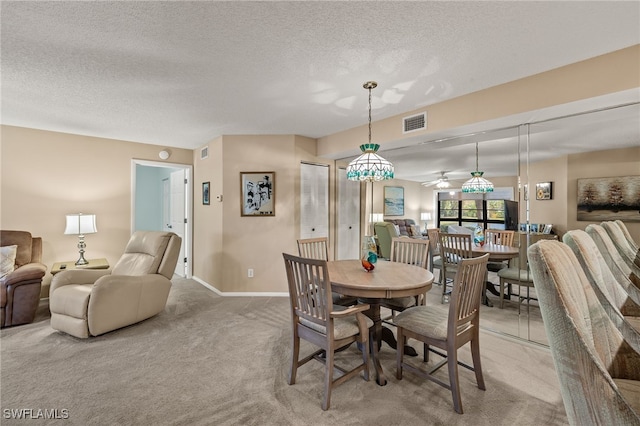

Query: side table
[51,258,110,275]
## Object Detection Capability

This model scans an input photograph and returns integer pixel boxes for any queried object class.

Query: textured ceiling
[2,1,639,182]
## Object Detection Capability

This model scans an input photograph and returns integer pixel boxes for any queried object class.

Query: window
[436,188,516,231]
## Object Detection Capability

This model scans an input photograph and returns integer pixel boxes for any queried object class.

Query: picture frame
[577,175,640,221]
[535,182,553,200]
[240,172,275,216]
[202,182,210,205]
[384,186,404,216]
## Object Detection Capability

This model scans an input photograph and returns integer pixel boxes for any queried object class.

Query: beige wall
[566,146,640,239]
[191,134,335,294]
[318,45,640,159]
[1,125,194,294]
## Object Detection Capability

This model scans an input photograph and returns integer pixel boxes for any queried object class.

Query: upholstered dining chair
[528,240,640,425]
[586,224,640,292]
[49,231,181,338]
[381,237,430,317]
[438,233,473,303]
[563,230,640,349]
[602,221,640,271]
[296,237,356,307]
[282,253,371,411]
[615,219,639,252]
[394,253,490,414]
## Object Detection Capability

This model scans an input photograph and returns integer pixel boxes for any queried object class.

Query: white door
[300,163,329,239]
[169,169,186,277]
[337,168,360,259]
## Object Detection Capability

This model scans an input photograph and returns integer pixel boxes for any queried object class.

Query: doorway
[131,160,193,278]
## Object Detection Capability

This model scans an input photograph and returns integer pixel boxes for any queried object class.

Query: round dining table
[327,259,434,386]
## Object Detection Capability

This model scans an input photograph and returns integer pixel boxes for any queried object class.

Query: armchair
[1,230,47,328]
[374,222,400,259]
[49,231,181,338]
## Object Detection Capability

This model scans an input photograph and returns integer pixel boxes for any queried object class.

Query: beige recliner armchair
[50,231,181,338]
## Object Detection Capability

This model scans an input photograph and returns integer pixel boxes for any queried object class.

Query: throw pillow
[393,224,401,236]
[410,225,422,237]
[1,245,18,279]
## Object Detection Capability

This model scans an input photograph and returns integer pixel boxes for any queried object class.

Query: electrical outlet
[248,268,254,278]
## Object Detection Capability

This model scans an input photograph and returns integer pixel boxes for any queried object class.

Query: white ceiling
[2,1,639,183]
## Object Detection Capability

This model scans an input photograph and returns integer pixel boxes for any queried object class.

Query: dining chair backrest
[615,220,639,251]
[439,233,473,267]
[602,221,638,268]
[283,253,333,329]
[297,237,329,261]
[390,237,430,270]
[586,224,640,279]
[449,253,490,337]
[485,229,515,247]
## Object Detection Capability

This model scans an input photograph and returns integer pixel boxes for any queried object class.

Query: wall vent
[403,112,427,133]
[200,146,209,160]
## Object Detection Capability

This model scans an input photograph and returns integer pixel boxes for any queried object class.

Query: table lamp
[421,212,432,231]
[64,213,97,265]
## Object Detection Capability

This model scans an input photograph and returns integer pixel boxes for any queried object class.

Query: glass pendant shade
[462,143,494,193]
[462,171,494,193]
[346,143,394,181]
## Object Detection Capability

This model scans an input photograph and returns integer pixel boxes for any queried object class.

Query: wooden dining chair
[394,253,490,414]
[381,237,430,317]
[297,237,356,306]
[438,233,473,303]
[282,253,372,411]
[484,229,515,273]
[426,228,441,277]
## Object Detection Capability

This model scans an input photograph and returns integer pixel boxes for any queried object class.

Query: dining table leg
[363,301,387,386]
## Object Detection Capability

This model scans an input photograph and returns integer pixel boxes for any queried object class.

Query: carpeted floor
[0,277,567,425]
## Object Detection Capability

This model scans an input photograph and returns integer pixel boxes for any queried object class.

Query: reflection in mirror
[339,101,639,346]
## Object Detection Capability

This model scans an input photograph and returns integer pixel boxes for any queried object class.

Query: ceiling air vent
[200,146,209,160]
[403,112,427,134]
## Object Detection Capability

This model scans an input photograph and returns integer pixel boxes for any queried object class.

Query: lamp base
[75,236,89,265]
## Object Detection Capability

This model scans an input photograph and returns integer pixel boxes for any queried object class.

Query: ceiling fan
[421,171,461,189]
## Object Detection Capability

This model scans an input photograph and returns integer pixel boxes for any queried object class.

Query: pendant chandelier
[346,81,394,182]
[461,143,494,193]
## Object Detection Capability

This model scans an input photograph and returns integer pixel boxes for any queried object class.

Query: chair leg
[499,279,505,309]
[322,348,334,411]
[288,335,300,385]
[423,343,430,362]
[447,347,463,414]
[360,335,370,382]
[471,335,486,391]
[396,328,405,380]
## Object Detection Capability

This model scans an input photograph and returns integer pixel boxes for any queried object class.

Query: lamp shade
[64,214,97,235]
[420,212,432,221]
[461,171,494,193]
[370,213,384,223]
[346,144,394,182]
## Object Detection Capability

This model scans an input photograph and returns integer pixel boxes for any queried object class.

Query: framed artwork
[241,172,275,216]
[536,182,553,200]
[202,182,210,205]
[577,175,640,221]
[384,186,404,216]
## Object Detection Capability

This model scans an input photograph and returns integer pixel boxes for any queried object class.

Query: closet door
[300,163,329,240]
[337,168,360,260]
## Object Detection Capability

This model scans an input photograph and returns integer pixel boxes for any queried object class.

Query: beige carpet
[1,277,567,425]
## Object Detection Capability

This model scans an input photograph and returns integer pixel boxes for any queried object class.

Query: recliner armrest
[50,269,112,294]
[2,263,47,287]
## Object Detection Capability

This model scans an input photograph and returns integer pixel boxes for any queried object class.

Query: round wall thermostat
[159,150,170,160]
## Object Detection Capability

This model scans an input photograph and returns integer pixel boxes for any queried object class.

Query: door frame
[131,159,193,278]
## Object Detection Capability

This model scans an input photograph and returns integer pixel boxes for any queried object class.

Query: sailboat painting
[577,176,640,221]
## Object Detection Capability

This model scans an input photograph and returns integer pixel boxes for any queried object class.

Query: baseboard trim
[191,276,288,297]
